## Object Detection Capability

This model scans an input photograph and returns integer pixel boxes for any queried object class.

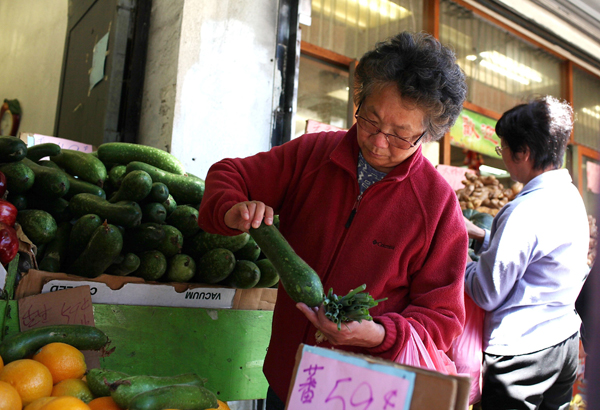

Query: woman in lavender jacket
[465,96,589,410]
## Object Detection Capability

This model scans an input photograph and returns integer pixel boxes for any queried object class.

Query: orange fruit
[33,343,87,384]
[0,358,53,406]
[88,396,123,410]
[208,400,232,410]
[0,354,4,372]
[0,380,22,410]
[23,397,55,410]
[51,378,94,403]
[39,396,91,410]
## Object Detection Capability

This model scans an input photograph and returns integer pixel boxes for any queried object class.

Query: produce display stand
[0,257,274,402]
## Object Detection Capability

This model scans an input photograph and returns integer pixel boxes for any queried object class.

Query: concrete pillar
[139,0,280,178]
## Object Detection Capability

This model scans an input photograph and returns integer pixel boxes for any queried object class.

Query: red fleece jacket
[197,125,468,402]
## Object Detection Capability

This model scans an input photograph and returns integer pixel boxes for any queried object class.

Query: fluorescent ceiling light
[466,55,477,61]
[583,107,600,119]
[312,0,411,29]
[478,51,543,85]
[479,164,509,176]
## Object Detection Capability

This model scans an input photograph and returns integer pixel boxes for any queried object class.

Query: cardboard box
[15,269,277,310]
[287,344,470,410]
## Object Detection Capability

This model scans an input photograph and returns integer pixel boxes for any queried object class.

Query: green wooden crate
[0,301,273,401]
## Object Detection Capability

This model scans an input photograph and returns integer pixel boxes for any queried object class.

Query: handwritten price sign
[18,286,95,331]
[287,345,415,410]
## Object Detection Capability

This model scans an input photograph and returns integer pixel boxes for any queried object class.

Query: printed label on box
[40,280,237,309]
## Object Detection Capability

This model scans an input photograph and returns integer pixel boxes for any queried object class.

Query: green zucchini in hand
[249,222,324,307]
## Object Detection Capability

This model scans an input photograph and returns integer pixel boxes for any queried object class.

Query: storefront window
[439,0,562,115]
[573,67,600,151]
[295,54,351,139]
[582,154,600,217]
[300,0,423,60]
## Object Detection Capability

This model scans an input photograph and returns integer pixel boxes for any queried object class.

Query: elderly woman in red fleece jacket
[197,31,469,410]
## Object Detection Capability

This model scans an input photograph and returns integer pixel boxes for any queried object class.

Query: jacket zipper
[345,193,363,228]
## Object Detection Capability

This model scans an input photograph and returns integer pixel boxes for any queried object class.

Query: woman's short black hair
[354,31,467,141]
[496,96,574,170]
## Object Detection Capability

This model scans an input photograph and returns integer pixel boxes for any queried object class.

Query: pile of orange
[0,342,233,410]
[0,342,92,410]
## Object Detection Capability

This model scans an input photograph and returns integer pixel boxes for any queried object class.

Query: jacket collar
[330,123,424,182]
[516,168,571,198]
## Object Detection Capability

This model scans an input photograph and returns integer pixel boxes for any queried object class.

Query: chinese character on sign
[480,124,496,142]
[298,364,324,404]
[463,115,480,139]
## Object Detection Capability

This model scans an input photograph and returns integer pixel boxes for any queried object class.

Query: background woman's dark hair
[354,31,467,141]
[495,96,573,170]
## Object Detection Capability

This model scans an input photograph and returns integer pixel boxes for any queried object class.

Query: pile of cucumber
[0,136,279,288]
[87,368,218,410]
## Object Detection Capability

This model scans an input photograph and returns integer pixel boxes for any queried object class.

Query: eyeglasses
[354,103,427,150]
[495,145,508,156]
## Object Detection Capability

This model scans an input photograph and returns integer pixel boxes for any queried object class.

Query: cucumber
[254,258,280,288]
[165,205,200,238]
[38,160,106,200]
[107,164,127,188]
[97,142,186,175]
[0,161,35,193]
[234,236,261,262]
[68,222,123,278]
[0,136,27,163]
[110,373,206,409]
[22,157,69,199]
[125,161,203,205]
[68,214,103,263]
[50,149,107,187]
[128,384,218,410]
[147,182,169,203]
[26,143,61,161]
[17,209,58,245]
[221,260,261,289]
[141,202,167,224]
[155,225,183,257]
[105,252,141,276]
[165,254,196,282]
[38,221,72,272]
[109,170,153,203]
[162,194,177,215]
[132,250,167,281]
[194,248,236,284]
[249,223,324,307]
[69,193,142,228]
[23,193,71,223]
[0,324,108,364]
[123,223,165,254]
[86,368,130,397]
[6,192,27,210]
[184,230,249,259]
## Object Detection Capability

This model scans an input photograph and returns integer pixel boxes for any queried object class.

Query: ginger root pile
[456,173,523,217]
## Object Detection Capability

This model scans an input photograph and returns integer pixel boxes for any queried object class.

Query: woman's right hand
[224,201,274,232]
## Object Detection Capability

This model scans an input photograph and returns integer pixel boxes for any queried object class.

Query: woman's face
[356,85,426,173]
[498,138,528,183]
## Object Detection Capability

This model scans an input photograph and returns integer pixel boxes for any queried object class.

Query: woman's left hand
[296,302,385,348]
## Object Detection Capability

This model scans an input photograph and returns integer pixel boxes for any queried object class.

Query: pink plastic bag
[448,293,485,405]
[395,323,457,376]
